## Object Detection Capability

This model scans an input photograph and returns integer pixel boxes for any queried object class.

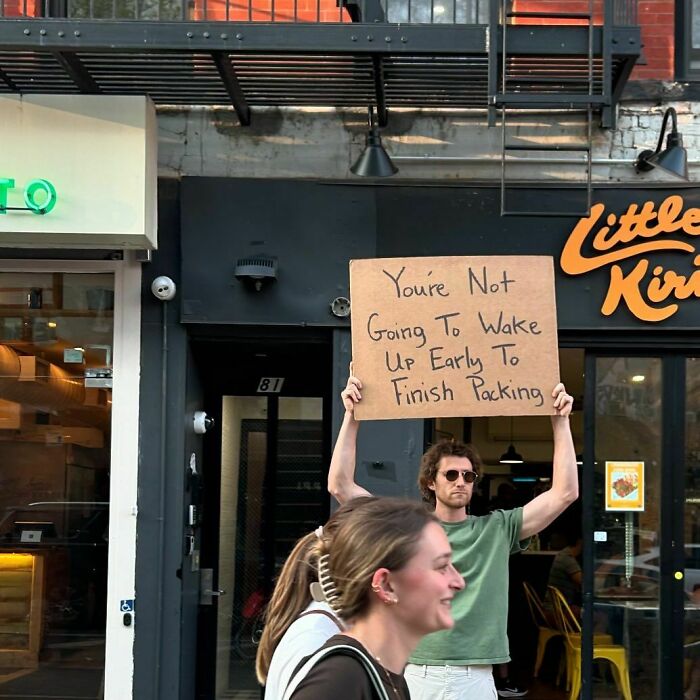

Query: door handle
[200,569,225,605]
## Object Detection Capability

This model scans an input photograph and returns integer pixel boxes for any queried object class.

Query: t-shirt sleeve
[289,654,375,700]
[503,507,530,554]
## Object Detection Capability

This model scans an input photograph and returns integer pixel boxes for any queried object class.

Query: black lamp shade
[646,132,689,180]
[351,130,398,177]
[499,444,524,465]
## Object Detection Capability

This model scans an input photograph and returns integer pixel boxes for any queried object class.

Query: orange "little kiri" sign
[560,194,700,322]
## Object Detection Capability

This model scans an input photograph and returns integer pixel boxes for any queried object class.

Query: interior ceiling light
[631,375,645,383]
[351,106,398,178]
[635,107,689,180]
[499,417,524,465]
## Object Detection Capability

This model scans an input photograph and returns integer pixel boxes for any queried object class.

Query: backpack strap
[282,644,391,700]
[295,609,342,629]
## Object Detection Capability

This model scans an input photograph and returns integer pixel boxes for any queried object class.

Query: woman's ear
[370,568,398,605]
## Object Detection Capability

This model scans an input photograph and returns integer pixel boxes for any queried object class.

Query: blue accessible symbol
[120,599,135,613]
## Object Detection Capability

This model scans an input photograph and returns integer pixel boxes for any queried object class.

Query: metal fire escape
[0,0,640,176]
[492,0,636,216]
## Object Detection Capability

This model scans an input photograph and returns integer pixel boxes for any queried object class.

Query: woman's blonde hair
[316,497,437,622]
[255,496,375,684]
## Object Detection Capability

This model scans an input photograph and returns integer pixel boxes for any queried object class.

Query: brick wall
[635,0,674,80]
[2,0,39,16]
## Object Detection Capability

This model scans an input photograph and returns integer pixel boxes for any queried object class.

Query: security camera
[193,411,215,435]
[151,276,176,301]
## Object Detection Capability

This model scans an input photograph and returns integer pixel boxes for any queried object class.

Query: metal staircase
[491,0,614,217]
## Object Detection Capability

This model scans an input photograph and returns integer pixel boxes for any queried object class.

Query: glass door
[684,357,700,700]
[211,395,327,699]
[585,353,697,700]
[589,356,662,700]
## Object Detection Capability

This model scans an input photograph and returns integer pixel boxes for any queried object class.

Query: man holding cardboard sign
[327,256,578,700]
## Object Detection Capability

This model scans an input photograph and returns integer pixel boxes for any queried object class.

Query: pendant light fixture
[635,106,689,181]
[350,105,398,178]
[499,416,524,465]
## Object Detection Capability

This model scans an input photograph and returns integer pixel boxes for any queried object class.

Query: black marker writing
[478,311,541,336]
[383,266,450,299]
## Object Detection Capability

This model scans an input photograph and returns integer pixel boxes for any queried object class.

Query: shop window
[678,0,700,79]
[0,271,113,699]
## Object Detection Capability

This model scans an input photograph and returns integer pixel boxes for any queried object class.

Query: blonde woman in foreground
[281,497,464,700]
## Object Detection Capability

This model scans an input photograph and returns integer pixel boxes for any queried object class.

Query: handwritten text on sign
[350,256,560,420]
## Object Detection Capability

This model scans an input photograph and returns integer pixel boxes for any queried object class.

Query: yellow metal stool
[549,586,633,700]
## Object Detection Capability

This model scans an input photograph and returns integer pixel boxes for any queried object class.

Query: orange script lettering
[560,195,700,322]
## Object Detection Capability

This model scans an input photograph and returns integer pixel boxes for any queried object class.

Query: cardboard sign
[605,461,645,511]
[350,256,560,420]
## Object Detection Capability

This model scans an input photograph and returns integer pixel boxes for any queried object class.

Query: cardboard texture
[350,256,560,421]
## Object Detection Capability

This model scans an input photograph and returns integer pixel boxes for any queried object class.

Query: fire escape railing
[0,0,637,25]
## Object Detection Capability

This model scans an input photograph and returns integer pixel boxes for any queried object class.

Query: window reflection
[0,272,112,698]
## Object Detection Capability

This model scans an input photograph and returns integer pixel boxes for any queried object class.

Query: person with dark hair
[329,373,578,700]
[281,497,465,700]
[545,532,583,616]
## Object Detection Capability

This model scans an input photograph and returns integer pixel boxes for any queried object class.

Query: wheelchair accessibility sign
[120,599,135,613]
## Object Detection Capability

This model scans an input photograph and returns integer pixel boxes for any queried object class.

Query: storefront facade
[0,95,154,699]
[129,177,698,700]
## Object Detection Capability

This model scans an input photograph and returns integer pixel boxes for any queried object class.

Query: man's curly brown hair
[418,440,483,507]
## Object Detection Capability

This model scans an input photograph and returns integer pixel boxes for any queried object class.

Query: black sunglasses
[440,469,479,484]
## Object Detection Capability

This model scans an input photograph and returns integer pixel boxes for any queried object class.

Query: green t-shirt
[409,508,528,666]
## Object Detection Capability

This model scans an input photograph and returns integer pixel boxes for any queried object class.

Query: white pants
[404,663,497,700]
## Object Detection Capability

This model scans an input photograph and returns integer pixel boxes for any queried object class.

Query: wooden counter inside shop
[0,553,44,667]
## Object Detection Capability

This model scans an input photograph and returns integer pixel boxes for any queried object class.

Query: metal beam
[0,19,487,53]
[371,55,387,126]
[52,51,101,92]
[601,54,637,129]
[211,52,250,125]
[500,25,640,56]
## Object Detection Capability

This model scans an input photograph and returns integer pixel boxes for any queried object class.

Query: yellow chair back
[522,581,551,629]
[548,585,581,639]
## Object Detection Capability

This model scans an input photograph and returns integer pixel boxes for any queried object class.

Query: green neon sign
[0,178,58,215]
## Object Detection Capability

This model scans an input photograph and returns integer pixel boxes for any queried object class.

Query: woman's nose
[450,565,465,590]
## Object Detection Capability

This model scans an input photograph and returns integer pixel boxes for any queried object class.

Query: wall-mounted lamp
[635,107,689,181]
[499,417,524,465]
[234,256,278,292]
[351,106,398,178]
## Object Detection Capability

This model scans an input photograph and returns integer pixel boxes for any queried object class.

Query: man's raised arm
[520,383,578,539]
[327,375,372,504]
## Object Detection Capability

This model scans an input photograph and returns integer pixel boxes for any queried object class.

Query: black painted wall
[180,179,700,331]
[135,178,192,700]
